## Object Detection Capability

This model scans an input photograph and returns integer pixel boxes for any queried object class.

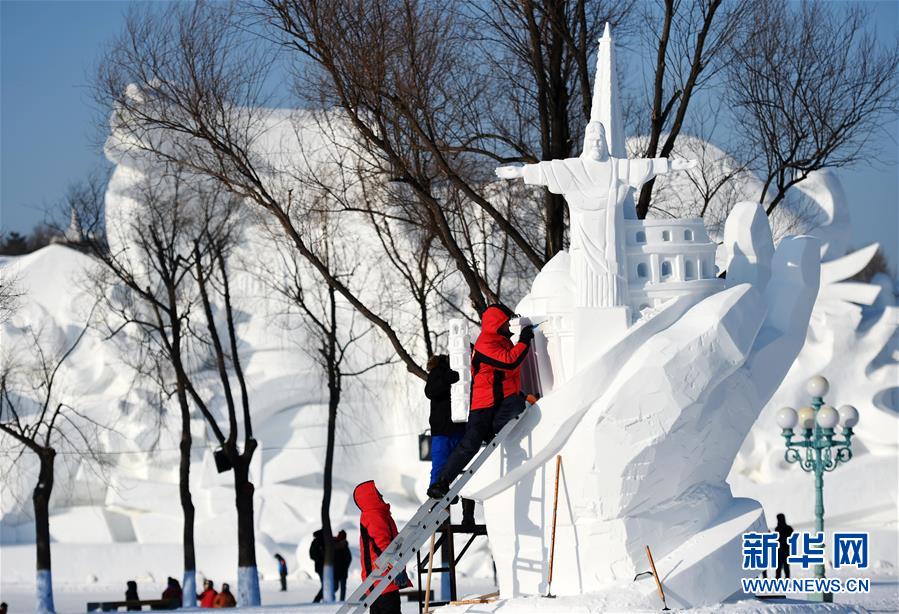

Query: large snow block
[132,513,182,544]
[633,497,764,608]
[257,494,306,544]
[105,476,181,515]
[49,506,135,543]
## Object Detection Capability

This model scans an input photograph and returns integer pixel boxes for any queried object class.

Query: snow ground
[1,572,895,613]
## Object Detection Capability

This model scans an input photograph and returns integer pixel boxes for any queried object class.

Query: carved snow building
[624,218,721,312]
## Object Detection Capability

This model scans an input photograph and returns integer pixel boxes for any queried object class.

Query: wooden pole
[545,454,562,597]
[423,532,436,613]
[645,544,670,611]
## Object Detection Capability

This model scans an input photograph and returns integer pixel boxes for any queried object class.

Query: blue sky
[1,0,897,269]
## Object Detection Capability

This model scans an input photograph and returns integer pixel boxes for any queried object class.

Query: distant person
[425,354,475,526]
[125,580,140,611]
[334,529,352,601]
[427,304,533,500]
[354,480,411,614]
[212,583,236,608]
[310,529,325,602]
[775,513,794,579]
[197,579,217,608]
[0,602,6,614]
[275,553,289,591]
[161,576,182,605]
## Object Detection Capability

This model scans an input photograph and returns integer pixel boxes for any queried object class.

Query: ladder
[336,407,529,613]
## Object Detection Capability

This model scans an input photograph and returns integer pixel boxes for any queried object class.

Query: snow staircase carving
[336,407,529,613]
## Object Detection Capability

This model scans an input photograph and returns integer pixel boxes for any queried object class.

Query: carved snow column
[448,318,473,423]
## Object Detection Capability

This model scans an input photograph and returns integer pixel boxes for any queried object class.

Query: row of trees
[2,0,896,610]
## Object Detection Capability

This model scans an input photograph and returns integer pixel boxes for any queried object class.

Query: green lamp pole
[776,375,860,604]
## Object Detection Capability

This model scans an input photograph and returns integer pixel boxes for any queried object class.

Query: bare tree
[78,171,205,606]
[463,0,635,257]
[79,169,264,605]
[727,0,899,215]
[97,2,430,379]
[0,268,22,324]
[264,0,547,311]
[266,221,393,601]
[634,0,750,219]
[0,316,104,614]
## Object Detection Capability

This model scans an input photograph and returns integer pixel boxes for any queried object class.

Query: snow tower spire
[588,23,625,158]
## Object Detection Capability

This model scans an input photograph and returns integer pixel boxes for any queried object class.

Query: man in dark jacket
[425,354,476,526]
[354,480,406,614]
[310,530,325,602]
[427,304,533,500]
[775,513,794,579]
[334,529,352,601]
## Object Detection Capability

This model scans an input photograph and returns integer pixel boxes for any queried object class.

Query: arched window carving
[637,263,648,278]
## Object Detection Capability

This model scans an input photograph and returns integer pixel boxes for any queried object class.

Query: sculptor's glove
[518,325,535,344]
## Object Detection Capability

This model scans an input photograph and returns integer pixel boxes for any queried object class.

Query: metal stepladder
[335,407,528,614]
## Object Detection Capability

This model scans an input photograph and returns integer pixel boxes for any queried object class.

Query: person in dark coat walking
[425,354,475,525]
[775,513,794,578]
[427,304,533,500]
[274,553,288,591]
[310,529,325,602]
[354,480,409,614]
[125,580,140,611]
[334,529,352,601]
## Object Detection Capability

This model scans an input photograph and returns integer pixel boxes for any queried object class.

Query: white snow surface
[1,107,896,613]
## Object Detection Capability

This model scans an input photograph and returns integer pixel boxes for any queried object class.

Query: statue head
[582,121,610,161]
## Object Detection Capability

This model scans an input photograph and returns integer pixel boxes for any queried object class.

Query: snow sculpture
[730,172,898,566]
[470,24,822,608]
[497,124,695,369]
[497,26,713,374]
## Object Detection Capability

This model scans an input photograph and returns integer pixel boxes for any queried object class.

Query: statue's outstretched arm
[496,163,552,190]
[625,157,697,188]
[495,165,526,180]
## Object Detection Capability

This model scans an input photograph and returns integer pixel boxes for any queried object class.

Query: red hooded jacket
[471,305,531,410]
[353,481,400,595]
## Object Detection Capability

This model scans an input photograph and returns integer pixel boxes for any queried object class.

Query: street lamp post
[776,375,860,603]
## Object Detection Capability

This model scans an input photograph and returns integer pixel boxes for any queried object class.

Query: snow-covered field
[2,572,895,613]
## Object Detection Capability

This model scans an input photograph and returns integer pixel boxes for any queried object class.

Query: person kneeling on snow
[213,583,236,608]
[197,579,217,608]
[354,480,411,614]
[426,304,533,500]
[425,354,475,526]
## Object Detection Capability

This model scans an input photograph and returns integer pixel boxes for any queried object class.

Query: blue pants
[430,433,464,486]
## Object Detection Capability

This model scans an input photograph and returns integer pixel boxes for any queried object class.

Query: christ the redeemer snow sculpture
[497,122,694,311]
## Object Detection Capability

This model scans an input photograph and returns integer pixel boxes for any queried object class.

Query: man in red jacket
[427,304,534,500]
[354,480,406,614]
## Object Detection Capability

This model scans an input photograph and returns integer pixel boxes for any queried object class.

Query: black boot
[461,498,476,529]
[427,479,449,499]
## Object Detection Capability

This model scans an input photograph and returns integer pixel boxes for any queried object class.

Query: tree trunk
[233,441,260,606]
[178,397,197,607]
[33,448,56,613]
[321,380,339,602]
[544,193,567,258]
